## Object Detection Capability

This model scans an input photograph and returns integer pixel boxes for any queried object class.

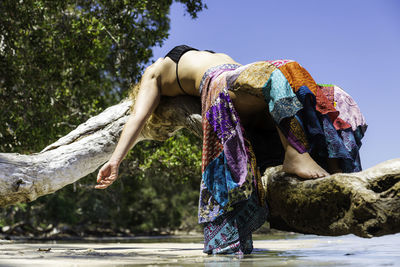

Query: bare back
[151,51,238,96]
[146,51,274,130]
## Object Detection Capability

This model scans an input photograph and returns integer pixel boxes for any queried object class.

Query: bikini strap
[176,62,190,95]
[164,45,216,95]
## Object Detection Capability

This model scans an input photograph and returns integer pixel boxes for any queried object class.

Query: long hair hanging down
[128,81,141,112]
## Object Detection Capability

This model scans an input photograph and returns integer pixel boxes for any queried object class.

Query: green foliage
[0,0,205,153]
[1,130,202,234]
[0,0,205,235]
[118,130,202,232]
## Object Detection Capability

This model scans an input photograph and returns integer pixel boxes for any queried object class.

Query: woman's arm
[95,64,161,189]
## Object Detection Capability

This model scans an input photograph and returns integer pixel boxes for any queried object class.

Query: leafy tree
[0,0,205,235]
[0,0,205,153]
[1,130,202,235]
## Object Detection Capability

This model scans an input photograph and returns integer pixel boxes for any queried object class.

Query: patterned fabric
[231,62,276,97]
[203,194,268,255]
[332,85,367,132]
[198,60,367,254]
[317,84,367,171]
[278,61,340,124]
[199,64,261,224]
[266,59,295,68]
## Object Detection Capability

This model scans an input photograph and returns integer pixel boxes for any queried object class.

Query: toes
[310,171,326,179]
[314,173,322,179]
[300,171,319,179]
[318,171,329,178]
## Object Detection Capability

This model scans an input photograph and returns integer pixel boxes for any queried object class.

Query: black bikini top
[165,45,215,95]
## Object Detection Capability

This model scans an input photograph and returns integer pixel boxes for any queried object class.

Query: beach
[1,233,399,266]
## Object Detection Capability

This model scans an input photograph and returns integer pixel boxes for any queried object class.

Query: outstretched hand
[95,161,120,189]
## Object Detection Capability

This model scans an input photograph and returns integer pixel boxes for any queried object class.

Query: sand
[1,234,399,266]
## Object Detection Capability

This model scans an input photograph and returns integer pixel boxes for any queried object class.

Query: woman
[96,45,367,254]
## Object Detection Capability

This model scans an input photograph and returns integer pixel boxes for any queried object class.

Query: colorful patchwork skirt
[199,60,367,254]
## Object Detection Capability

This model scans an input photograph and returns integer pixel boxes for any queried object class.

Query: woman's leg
[277,128,329,179]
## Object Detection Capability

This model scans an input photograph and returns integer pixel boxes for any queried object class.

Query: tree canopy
[0,0,205,236]
[0,0,205,153]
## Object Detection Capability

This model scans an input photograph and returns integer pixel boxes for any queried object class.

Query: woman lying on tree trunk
[96,45,367,254]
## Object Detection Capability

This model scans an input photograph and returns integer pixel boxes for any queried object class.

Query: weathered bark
[262,161,400,237]
[0,96,399,238]
[0,96,201,207]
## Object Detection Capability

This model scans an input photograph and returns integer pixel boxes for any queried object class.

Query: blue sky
[152,0,400,169]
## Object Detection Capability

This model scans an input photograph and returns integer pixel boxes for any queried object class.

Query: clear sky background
[151,0,400,169]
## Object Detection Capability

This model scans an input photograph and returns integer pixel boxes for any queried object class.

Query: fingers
[97,164,108,183]
[95,183,110,189]
[95,184,105,189]
[95,162,119,189]
[96,170,103,183]
[95,178,114,189]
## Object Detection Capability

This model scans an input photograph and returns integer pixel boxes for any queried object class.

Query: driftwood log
[0,96,399,238]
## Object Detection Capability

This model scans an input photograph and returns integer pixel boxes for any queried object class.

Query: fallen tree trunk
[262,161,400,237]
[0,96,399,238]
[0,96,201,207]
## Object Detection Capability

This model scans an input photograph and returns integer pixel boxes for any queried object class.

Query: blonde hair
[128,81,141,112]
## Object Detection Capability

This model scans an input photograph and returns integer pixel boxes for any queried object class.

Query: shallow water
[249,234,400,267]
[1,233,399,266]
[180,233,400,267]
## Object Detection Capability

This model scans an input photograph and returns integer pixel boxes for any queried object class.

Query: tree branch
[263,160,400,237]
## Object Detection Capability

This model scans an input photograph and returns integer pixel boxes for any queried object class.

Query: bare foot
[282,145,329,179]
